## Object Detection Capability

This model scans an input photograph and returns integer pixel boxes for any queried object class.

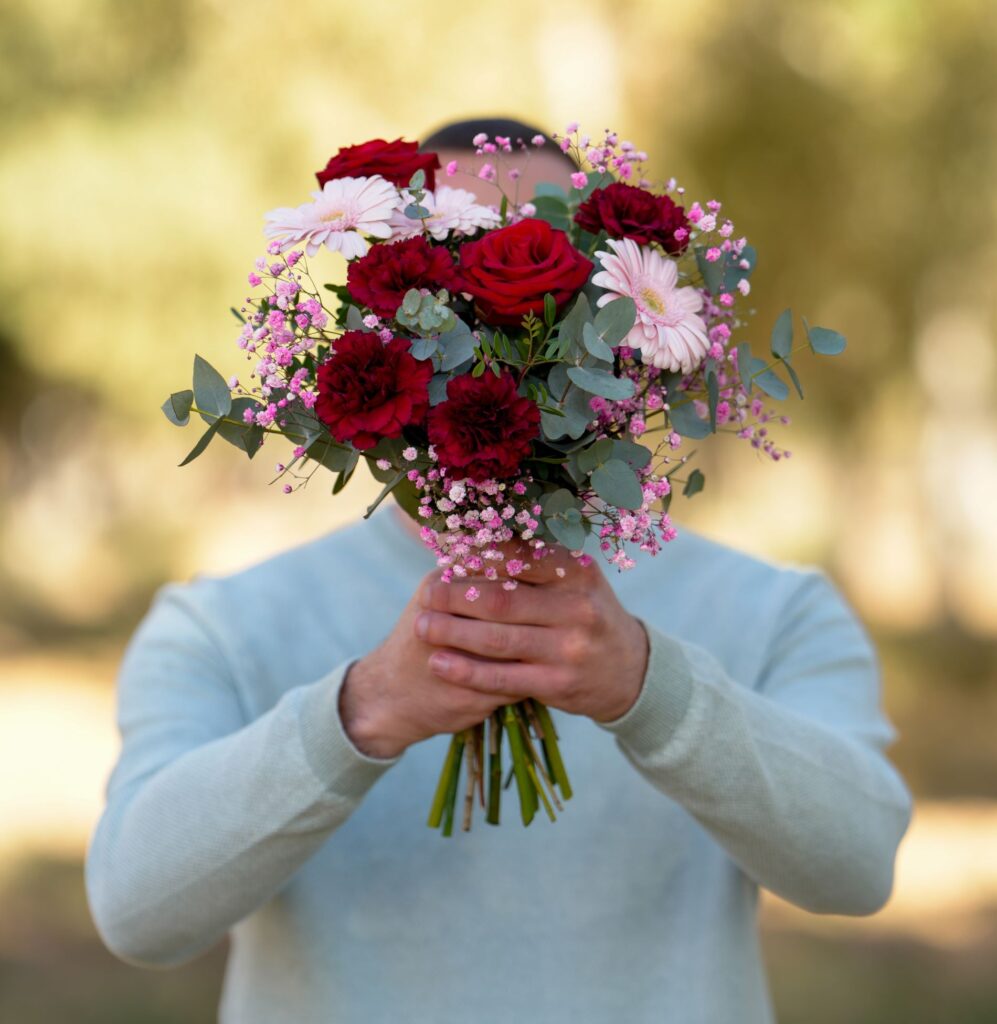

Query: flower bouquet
[161,125,846,834]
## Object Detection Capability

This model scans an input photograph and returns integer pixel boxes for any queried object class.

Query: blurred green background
[1,0,996,1020]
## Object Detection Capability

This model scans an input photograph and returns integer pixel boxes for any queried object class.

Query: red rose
[315,331,431,450]
[347,237,465,319]
[316,138,441,191]
[428,371,541,482]
[574,183,689,253]
[458,219,593,326]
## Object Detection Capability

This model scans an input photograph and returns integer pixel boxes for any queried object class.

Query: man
[86,117,912,1024]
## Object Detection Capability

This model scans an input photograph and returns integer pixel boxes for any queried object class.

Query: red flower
[316,139,441,191]
[315,331,431,450]
[428,371,541,482]
[574,183,689,253]
[347,237,465,319]
[458,219,593,326]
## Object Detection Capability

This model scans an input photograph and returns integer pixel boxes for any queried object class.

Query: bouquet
[161,124,846,835]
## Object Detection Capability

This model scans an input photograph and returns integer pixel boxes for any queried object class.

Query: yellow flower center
[321,209,346,225]
[640,286,666,315]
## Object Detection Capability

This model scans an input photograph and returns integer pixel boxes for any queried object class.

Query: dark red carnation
[315,331,431,450]
[427,371,541,482]
[574,183,689,253]
[458,219,593,326]
[347,237,464,319]
[316,138,441,190]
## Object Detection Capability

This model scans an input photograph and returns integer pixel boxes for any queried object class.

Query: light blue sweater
[86,506,912,1023]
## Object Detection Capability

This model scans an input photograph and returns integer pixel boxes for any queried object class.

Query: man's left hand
[414,549,649,723]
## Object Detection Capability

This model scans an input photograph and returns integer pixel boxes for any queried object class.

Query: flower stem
[532,701,572,801]
[487,713,503,825]
[427,733,461,829]
[503,704,536,826]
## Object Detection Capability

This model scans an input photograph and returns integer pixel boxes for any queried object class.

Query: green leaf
[230,307,246,324]
[576,171,611,202]
[531,195,571,230]
[783,359,805,399]
[566,365,635,400]
[404,202,430,220]
[695,245,757,296]
[439,321,476,370]
[683,468,705,497]
[541,407,589,441]
[748,357,790,401]
[331,449,359,493]
[192,354,231,421]
[216,397,264,457]
[663,374,712,439]
[178,419,222,466]
[401,289,422,316]
[612,439,652,470]
[543,292,557,328]
[161,389,193,426]
[532,182,568,201]
[575,437,615,474]
[582,322,614,362]
[306,437,357,473]
[545,516,588,550]
[736,342,753,395]
[547,363,570,401]
[591,459,644,510]
[364,469,409,519]
[806,322,847,355]
[428,373,450,405]
[408,169,426,191]
[706,362,720,432]
[771,309,793,360]
[542,488,578,516]
[592,296,637,348]
[345,304,366,331]
[409,337,438,360]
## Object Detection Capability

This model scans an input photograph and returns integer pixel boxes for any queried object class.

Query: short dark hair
[421,116,576,167]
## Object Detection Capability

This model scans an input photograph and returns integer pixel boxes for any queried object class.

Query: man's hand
[415,548,650,724]
[338,574,527,760]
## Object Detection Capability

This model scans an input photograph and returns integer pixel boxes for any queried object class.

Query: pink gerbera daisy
[263,176,400,259]
[592,237,709,373]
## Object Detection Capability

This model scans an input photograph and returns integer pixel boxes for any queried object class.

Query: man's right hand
[337,571,526,759]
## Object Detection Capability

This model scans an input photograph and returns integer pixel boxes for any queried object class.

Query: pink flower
[571,171,588,190]
[592,237,709,374]
[390,186,500,241]
[263,176,399,259]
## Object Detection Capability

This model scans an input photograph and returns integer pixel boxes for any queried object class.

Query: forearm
[86,665,398,966]
[600,627,912,914]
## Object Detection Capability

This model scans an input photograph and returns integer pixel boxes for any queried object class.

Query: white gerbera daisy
[264,176,400,259]
[390,186,500,241]
[592,237,709,374]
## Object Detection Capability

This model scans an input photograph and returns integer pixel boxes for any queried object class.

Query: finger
[419,577,565,625]
[427,650,554,697]
[415,611,552,662]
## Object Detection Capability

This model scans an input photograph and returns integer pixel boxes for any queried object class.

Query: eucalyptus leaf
[582,322,614,362]
[748,357,790,401]
[345,305,366,331]
[178,418,221,466]
[541,407,588,441]
[532,182,568,201]
[193,354,231,420]
[683,468,705,497]
[591,459,644,510]
[664,374,712,437]
[806,324,847,355]
[592,296,637,348]
[408,169,426,191]
[566,366,635,400]
[306,437,357,473]
[542,489,578,516]
[161,389,193,426]
[364,469,409,519]
[576,437,615,474]
[428,373,450,406]
[770,309,793,359]
[401,289,422,316]
[404,203,430,220]
[612,439,652,470]
[230,307,246,324]
[783,359,804,399]
[706,363,720,432]
[439,325,476,370]
[545,516,588,550]
[554,292,592,355]
[216,397,264,457]
[736,342,753,395]
[331,449,359,493]
[409,337,438,360]
[547,362,570,401]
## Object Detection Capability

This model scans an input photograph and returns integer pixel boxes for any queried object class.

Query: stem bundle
[428,699,572,834]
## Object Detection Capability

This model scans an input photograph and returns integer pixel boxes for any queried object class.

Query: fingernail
[430,652,451,674]
[414,613,429,639]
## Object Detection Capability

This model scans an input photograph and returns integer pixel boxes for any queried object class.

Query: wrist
[338,658,408,760]
[593,615,649,723]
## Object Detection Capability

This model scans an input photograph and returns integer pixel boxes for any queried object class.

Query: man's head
[420,116,577,203]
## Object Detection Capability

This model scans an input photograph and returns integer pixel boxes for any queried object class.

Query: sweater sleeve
[597,569,912,916]
[85,581,400,968]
